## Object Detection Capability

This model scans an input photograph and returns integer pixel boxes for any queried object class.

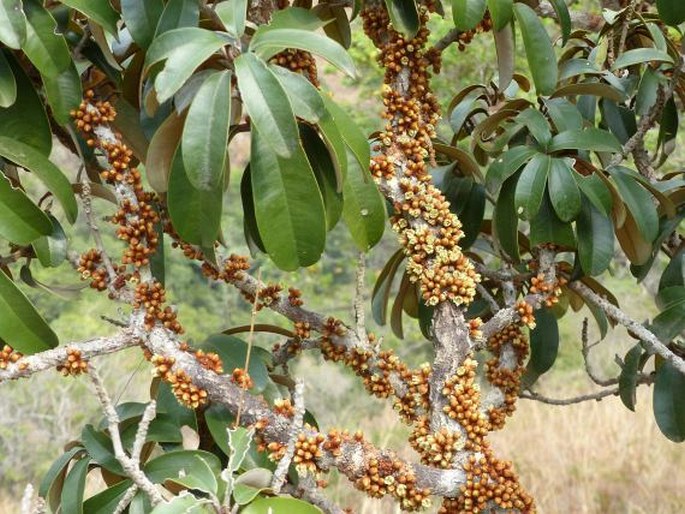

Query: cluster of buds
[293,321,311,340]
[133,281,183,333]
[293,432,325,474]
[273,398,295,418]
[151,355,207,409]
[270,49,320,87]
[56,348,88,377]
[241,283,283,311]
[529,272,567,308]
[77,249,127,293]
[361,4,480,308]
[410,419,462,469]
[453,12,493,52]
[394,362,431,423]
[231,367,254,390]
[0,345,23,370]
[288,287,304,307]
[515,300,536,329]
[193,349,223,374]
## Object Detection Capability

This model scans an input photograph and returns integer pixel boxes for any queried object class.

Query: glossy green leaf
[235,53,298,158]
[0,173,52,244]
[43,63,82,126]
[552,82,624,103]
[486,146,536,195]
[576,199,613,276]
[144,450,222,484]
[547,0,571,44]
[635,67,662,116]
[515,153,551,220]
[166,456,218,495]
[657,98,678,160]
[609,168,658,242]
[300,123,343,230]
[122,0,165,49]
[81,425,124,475]
[573,173,612,216]
[168,147,222,247]
[268,7,328,31]
[527,308,559,375]
[201,334,269,394]
[145,111,184,193]
[215,0,248,38]
[242,496,323,514]
[342,147,386,251]
[513,3,557,95]
[544,98,583,133]
[619,344,642,412]
[459,183,486,249]
[250,28,355,78]
[529,191,576,248]
[270,65,326,124]
[493,173,520,262]
[240,166,266,254]
[83,479,133,514]
[315,3,352,49]
[33,214,67,268]
[651,287,685,342]
[548,128,622,153]
[39,447,85,503]
[518,108,552,147]
[233,483,267,505]
[250,129,326,270]
[0,0,26,49]
[487,0,513,31]
[453,0,487,31]
[155,0,199,35]
[384,0,420,37]
[0,51,16,107]
[181,70,231,191]
[316,110,348,187]
[320,94,368,174]
[145,28,228,102]
[493,21,515,88]
[21,0,71,78]
[612,48,674,70]
[150,495,210,513]
[601,99,637,145]
[653,359,685,442]
[657,0,685,25]
[60,456,89,514]
[60,0,119,35]
[0,136,77,222]
[659,249,685,291]
[548,157,581,222]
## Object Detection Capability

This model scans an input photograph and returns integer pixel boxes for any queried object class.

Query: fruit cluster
[361,4,480,307]
[273,398,295,418]
[56,348,88,377]
[194,349,223,374]
[452,12,493,52]
[287,287,304,307]
[271,49,320,87]
[133,281,183,333]
[515,300,536,329]
[231,367,254,390]
[151,355,208,408]
[529,272,567,308]
[0,345,23,370]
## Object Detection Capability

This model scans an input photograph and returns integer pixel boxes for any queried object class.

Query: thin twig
[521,388,621,405]
[354,252,367,342]
[113,485,138,514]
[236,268,261,427]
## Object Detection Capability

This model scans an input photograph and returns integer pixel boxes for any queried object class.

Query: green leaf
[493,173,520,262]
[81,425,124,475]
[487,0,513,31]
[576,199,613,276]
[384,0,420,37]
[43,63,82,126]
[33,214,68,268]
[0,136,78,222]
[250,129,326,269]
[615,210,652,265]
[122,0,164,49]
[453,0,487,31]
[39,446,85,501]
[547,0,571,44]
[0,0,26,49]
[83,479,133,514]
[600,99,636,145]
[458,182,485,249]
[202,334,272,393]
[21,0,71,78]
[612,48,674,70]
[657,97,678,160]
[226,426,253,473]
[204,403,235,458]
[166,455,219,495]
[342,147,386,251]
[493,21,515,88]
[233,483,267,505]
[653,359,685,442]
[548,128,622,153]
[659,249,685,290]
[0,51,16,107]
[145,111,184,193]
[145,28,228,102]
[544,98,583,134]
[314,3,352,49]
[60,457,90,514]
[320,94,368,173]
[372,249,405,326]
[0,173,52,244]
[518,108,552,147]
[657,0,685,25]
[250,27,356,78]
[144,450,222,484]
[609,168,658,242]
[60,0,119,36]
[167,147,222,247]
[155,0,199,35]
[270,65,326,124]
[513,3,558,96]
[573,173,612,216]
[235,53,298,158]
[241,496,323,514]
[300,123,343,230]
[547,157,581,222]
[150,495,210,513]
[619,344,642,412]
[486,146,536,195]
[529,191,576,248]
[181,70,231,191]
[651,287,685,342]
[240,166,266,254]
[215,0,248,38]
[527,308,559,375]
[515,153,551,220]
